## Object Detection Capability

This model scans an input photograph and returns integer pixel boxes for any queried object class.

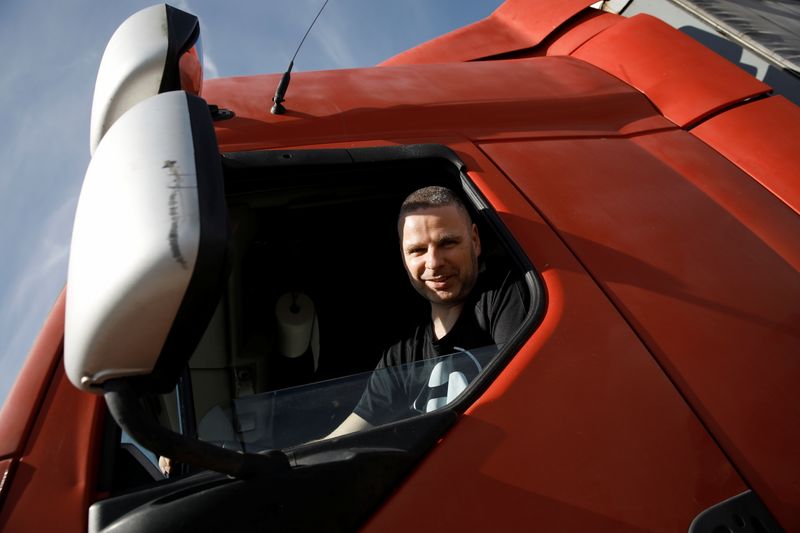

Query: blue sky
[0,0,504,407]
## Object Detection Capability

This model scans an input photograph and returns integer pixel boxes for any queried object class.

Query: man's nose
[425,247,443,270]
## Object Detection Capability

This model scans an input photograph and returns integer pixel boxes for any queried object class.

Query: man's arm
[324,412,373,439]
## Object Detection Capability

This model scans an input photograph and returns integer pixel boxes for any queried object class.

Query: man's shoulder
[469,260,530,340]
[474,261,526,303]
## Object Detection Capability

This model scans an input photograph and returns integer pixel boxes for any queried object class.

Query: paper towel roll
[275,292,316,358]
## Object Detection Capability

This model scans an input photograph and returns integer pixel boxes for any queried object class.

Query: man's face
[400,205,481,308]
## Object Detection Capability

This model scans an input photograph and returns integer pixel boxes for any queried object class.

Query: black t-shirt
[354,267,529,426]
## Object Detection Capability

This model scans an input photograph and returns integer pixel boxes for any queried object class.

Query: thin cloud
[171,0,193,12]
[203,52,221,79]
[170,0,221,78]
[311,21,359,69]
[0,198,74,326]
[0,197,74,405]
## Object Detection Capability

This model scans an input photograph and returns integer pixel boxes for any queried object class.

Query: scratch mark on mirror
[163,160,188,269]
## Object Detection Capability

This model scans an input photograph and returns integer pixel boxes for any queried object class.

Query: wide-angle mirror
[90,4,203,154]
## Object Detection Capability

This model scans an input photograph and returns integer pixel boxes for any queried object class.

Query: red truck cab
[1,1,798,531]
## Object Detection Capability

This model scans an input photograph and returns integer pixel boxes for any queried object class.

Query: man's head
[398,186,481,309]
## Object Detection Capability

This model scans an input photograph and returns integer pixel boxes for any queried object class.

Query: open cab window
[86,144,544,531]
[67,89,542,529]
[119,143,543,451]
[173,146,542,454]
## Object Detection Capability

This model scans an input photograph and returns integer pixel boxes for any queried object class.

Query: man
[327,185,529,437]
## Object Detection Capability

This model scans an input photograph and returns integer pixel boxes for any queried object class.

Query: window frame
[88,143,546,532]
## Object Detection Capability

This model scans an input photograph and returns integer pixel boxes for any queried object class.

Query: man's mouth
[424,275,452,289]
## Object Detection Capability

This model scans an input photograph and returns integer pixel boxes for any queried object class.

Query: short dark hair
[398,186,472,230]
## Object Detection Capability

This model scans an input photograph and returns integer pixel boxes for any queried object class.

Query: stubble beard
[411,250,479,308]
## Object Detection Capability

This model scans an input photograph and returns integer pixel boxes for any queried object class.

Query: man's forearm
[325,412,373,439]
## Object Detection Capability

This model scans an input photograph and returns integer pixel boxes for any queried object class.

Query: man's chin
[411,280,464,306]
[425,289,465,307]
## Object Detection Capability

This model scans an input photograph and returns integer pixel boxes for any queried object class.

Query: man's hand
[158,456,171,477]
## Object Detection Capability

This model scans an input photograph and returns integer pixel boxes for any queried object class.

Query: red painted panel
[692,96,800,215]
[0,289,65,459]
[381,0,598,65]
[0,290,104,533]
[0,362,104,532]
[543,11,621,56]
[571,14,771,127]
[365,142,745,532]
[478,132,800,529]
[206,58,670,152]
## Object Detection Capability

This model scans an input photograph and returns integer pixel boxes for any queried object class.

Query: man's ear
[472,223,481,256]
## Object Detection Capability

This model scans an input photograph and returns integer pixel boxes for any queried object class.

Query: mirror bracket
[104,379,290,479]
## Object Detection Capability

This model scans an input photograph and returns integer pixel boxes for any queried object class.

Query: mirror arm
[103,379,290,479]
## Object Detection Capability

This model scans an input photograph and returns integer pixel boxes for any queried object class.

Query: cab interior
[108,147,525,477]
[94,147,540,532]
[161,147,518,448]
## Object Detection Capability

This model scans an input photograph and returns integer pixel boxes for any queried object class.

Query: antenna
[271,0,331,115]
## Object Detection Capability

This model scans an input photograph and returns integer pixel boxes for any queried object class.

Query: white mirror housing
[66,90,228,394]
[89,4,203,155]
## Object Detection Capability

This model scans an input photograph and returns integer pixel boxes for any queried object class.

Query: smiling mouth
[424,276,452,288]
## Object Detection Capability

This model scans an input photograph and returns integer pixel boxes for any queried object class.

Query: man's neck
[430,303,465,341]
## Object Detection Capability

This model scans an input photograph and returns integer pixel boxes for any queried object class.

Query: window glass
[197,345,500,451]
[168,148,539,464]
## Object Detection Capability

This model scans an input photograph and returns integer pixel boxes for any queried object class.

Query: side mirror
[66,90,288,478]
[66,90,228,395]
[90,4,203,155]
